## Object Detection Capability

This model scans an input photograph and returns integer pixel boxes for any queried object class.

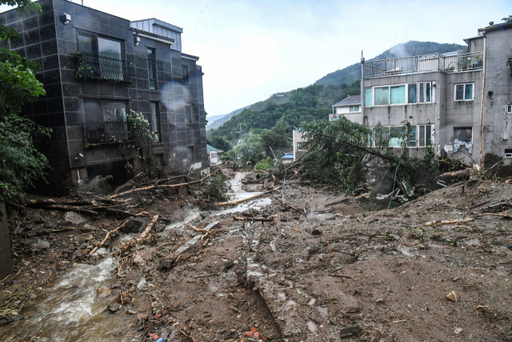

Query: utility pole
[361,50,365,126]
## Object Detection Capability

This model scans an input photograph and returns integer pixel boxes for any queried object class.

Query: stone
[37,239,50,249]
[64,212,87,225]
[122,219,146,234]
[108,303,120,313]
[33,213,45,223]
[81,224,96,232]
[340,325,362,339]
[35,228,50,236]
[133,254,145,266]
[454,327,463,335]
[97,286,112,298]
[446,291,459,302]
[311,228,322,236]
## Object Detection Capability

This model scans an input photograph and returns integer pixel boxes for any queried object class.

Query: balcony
[83,121,132,146]
[363,52,483,79]
[75,53,135,82]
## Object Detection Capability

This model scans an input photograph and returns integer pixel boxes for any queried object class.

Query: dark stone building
[0,0,208,194]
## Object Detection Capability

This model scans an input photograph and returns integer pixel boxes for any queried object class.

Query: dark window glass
[147,48,157,89]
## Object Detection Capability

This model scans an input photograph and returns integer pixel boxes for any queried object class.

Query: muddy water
[214,172,271,216]
[0,258,137,341]
[0,172,270,341]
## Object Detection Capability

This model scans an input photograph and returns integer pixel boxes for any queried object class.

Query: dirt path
[1,171,511,342]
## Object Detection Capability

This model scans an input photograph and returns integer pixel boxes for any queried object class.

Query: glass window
[78,32,123,81]
[182,64,189,83]
[365,88,373,107]
[150,102,161,142]
[418,82,431,103]
[455,83,474,101]
[390,85,406,104]
[147,48,157,90]
[389,127,404,147]
[408,84,417,103]
[349,106,360,112]
[418,125,433,146]
[374,87,389,105]
[185,106,192,123]
[407,126,417,147]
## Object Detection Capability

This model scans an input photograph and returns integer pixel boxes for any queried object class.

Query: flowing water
[0,172,271,341]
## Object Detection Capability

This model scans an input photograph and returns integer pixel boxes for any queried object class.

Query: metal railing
[83,121,131,145]
[363,52,483,79]
[77,53,135,82]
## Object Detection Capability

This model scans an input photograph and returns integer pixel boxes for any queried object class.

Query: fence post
[0,202,13,279]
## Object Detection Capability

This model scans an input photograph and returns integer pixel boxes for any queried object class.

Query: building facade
[0,0,208,194]
[330,95,361,123]
[360,23,512,175]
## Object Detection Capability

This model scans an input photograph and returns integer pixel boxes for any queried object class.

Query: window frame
[147,48,157,90]
[77,31,125,81]
[454,83,474,101]
[364,82,434,107]
[150,102,161,143]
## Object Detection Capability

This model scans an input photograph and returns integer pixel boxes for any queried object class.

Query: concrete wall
[292,130,306,161]
[479,27,512,175]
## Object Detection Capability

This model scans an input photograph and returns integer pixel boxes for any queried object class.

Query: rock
[340,325,362,339]
[122,219,147,234]
[37,239,50,249]
[108,303,121,313]
[35,228,50,236]
[97,286,112,298]
[133,254,145,266]
[64,211,88,225]
[311,228,322,236]
[454,327,463,335]
[446,291,459,302]
[137,277,147,290]
[81,224,96,232]
[160,259,174,269]
[33,213,45,223]
[155,223,166,232]
[452,277,460,282]
[110,283,121,289]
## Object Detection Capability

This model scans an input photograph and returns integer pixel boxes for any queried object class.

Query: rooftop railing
[363,52,482,79]
[76,53,135,82]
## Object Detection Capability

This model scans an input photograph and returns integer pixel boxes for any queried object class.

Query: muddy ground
[1,166,512,342]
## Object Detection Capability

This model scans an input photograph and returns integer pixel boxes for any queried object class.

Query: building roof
[332,95,361,107]
[281,154,294,159]
[207,144,220,153]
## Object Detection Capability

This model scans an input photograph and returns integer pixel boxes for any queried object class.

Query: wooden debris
[217,186,281,206]
[439,169,470,180]
[89,220,129,256]
[233,215,277,222]
[272,195,302,213]
[425,218,474,226]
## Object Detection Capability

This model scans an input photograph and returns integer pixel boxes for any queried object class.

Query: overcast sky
[2,0,511,117]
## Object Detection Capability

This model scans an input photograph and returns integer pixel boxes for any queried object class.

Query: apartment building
[0,0,208,194]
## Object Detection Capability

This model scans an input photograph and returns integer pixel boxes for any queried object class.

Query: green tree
[260,117,290,156]
[502,15,512,23]
[207,135,232,152]
[0,1,49,201]
[232,132,264,164]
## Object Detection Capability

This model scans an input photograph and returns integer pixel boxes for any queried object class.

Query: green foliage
[232,132,264,164]
[207,136,232,152]
[300,116,373,191]
[502,15,512,23]
[259,117,290,156]
[213,82,360,143]
[254,157,273,171]
[0,1,48,201]
[299,117,438,195]
[204,174,229,202]
[116,110,156,170]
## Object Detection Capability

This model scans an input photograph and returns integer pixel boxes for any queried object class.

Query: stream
[0,172,271,341]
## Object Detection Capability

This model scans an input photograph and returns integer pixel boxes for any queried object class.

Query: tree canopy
[0,1,49,201]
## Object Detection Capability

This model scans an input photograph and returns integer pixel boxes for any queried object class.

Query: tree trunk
[0,202,13,279]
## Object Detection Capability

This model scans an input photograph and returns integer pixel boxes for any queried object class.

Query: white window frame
[507,104,512,114]
[365,82,433,107]
[349,105,360,112]
[454,83,474,101]
[417,124,434,147]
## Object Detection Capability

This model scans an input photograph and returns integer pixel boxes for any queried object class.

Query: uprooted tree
[0,1,49,202]
[298,116,438,197]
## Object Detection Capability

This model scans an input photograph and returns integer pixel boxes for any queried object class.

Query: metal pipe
[479,31,487,168]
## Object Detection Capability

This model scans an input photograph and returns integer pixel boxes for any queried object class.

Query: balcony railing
[363,52,483,79]
[83,121,132,146]
[75,53,135,82]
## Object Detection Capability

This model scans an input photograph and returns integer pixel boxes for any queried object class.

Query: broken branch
[89,220,129,256]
